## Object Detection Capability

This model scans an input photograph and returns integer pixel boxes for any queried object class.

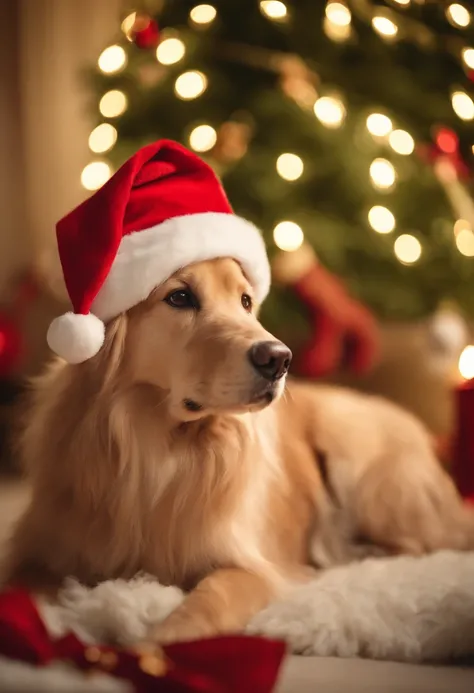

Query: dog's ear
[92,314,129,391]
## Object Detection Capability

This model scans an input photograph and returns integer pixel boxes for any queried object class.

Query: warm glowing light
[323,17,351,41]
[446,4,471,28]
[325,2,351,26]
[454,219,471,236]
[372,16,398,38]
[456,228,474,256]
[314,96,346,128]
[276,153,304,181]
[394,234,422,264]
[81,162,112,191]
[99,90,127,118]
[451,91,474,121]
[366,113,393,137]
[174,71,207,99]
[98,45,127,74]
[392,0,410,5]
[389,129,414,155]
[88,124,118,154]
[259,1,288,21]
[459,345,474,379]
[190,4,217,24]
[121,12,137,36]
[273,221,304,251]
[462,47,474,69]
[188,124,217,152]
[368,206,395,234]
[370,158,396,189]
[156,37,185,65]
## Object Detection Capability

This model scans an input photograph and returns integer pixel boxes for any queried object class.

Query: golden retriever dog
[4,257,474,645]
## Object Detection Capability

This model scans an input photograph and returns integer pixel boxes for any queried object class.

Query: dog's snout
[248,341,292,381]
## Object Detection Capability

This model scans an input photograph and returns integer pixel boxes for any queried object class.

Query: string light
[174,71,208,99]
[456,228,474,256]
[446,4,471,28]
[156,37,186,65]
[392,0,410,5]
[454,219,471,236]
[323,17,351,41]
[314,96,346,128]
[99,90,127,118]
[394,234,422,264]
[259,1,288,21]
[451,91,474,121]
[276,153,304,181]
[98,45,127,74]
[189,124,217,152]
[273,221,304,251]
[366,113,393,137]
[371,16,398,39]
[190,4,217,24]
[88,124,118,154]
[459,345,474,379]
[325,2,351,26]
[121,12,137,37]
[81,161,112,191]
[368,206,395,234]
[462,48,474,69]
[370,158,396,189]
[389,129,414,155]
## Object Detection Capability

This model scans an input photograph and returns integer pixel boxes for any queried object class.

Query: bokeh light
[174,71,208,99]
[366,113,393,137]
[276,153,304,181]
[156,38,186,65]
[98,45,127,74]
[189,4,217,25]
[368,205,396,234]
[99,90,127,118]
[394,234,422,264]
[81,162,112,191]
[273,221,304,251]
[189,124,217,152]
[88,124,118,154]
[389,129,414,155]
[314,96,346,128]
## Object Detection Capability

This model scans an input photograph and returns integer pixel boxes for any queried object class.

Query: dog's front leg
[149,568,274,644]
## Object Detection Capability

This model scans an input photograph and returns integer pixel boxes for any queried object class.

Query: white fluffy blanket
[2,550,474,691]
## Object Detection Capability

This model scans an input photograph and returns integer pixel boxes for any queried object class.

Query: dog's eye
[165,290,198,309]
[241,294,252,312]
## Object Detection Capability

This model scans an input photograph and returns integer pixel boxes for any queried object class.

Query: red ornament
[131,14,160,50]
[418,126,470,179]
[0,587,286,693]
[0,312,23,378]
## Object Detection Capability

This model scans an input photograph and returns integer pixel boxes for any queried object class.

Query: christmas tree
[85,0,474,348]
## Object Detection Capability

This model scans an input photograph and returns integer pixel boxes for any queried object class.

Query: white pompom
[47,312,105,364]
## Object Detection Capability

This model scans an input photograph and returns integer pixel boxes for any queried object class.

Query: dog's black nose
[248,341,292,381]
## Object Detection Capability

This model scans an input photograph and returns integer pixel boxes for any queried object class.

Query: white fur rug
[1,550,474,690]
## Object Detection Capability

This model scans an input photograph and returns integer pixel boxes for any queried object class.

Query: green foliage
[89,0,474,334]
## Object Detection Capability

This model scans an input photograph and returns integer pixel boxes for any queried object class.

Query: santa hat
[47,140,271,364]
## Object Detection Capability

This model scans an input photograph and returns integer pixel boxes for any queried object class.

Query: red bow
[0,587,285,692]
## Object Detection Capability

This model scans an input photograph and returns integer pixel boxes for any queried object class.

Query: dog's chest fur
[138,407,282,588]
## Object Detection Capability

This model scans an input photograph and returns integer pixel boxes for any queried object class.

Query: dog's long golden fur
[4,258,474,643]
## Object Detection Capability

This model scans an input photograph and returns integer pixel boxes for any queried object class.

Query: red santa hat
[47,140,271,364]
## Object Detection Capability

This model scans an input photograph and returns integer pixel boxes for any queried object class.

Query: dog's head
[125,258,292,421]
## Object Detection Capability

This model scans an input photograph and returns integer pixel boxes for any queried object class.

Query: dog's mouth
[182,382,281,417]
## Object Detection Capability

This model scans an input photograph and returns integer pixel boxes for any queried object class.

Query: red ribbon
[0,587,286,692]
